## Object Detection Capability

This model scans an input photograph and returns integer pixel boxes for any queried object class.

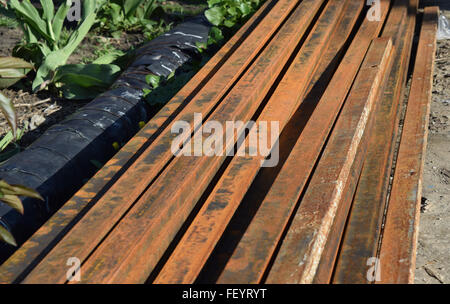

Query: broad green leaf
[0,56,32,88]
[54,63,120,99]
[0,225,16,246]
[0,68,27,89]
[40,0,55,22]
[9,0,54,45]
[32,50,67,91]
[53,0,72,41]
[227,6,237,16]
[24,23,39,44]
[0,92,16,138]
[239,3,251,16]
[205,6,225,26]
[40,0,55,41]
[145,74,161,88]
[0,69,27,79]
[83,0,101,17]
[0,57,33,69]
[123,0,142,18]
[224,19,236,28]
[32,12,97,91]
[54,63,120,87]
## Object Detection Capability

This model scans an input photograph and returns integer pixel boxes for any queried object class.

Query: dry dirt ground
[415,1,450,284]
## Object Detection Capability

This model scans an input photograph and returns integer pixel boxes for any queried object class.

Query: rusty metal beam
[22,0,326,284]
[265,37,394,284]
[153,0,360,284]
[332,0,418,284]
[217,1,391,284]
[0,0,279,284]
[0,8,276,285]
[377,6,438,284]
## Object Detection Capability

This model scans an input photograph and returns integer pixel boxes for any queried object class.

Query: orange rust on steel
[0,2,273,284]
[73,0,328,284]
[74,0,327,284]
[303,0,365,95]
[378,6,438,284]
[217,2,390,284]
[332,0,418,284]
[18,0,306,284]
[23,0,325,284]
[312,163,363,284]
[312,43,394,286]
[265,38,394,284]
[153,0,358,284]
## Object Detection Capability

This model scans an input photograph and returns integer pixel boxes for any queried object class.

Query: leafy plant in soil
[96,0,167,39]
[142,0,264,116]
[0,89,43,247]
[0,56,34,91]
[5,0,117,97]
[204,0,262,44]
[54,63,121,99]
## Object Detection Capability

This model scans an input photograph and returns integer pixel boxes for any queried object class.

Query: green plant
[205,0,261,26]
[97,0,160,38]
[0,56,33,138]
[0,92,17,139]
[0,128,23,151]
[204,0,262,44]
[0,56,34,90]
[53,63,121,99]
[0,180,44,246]
[6,0,104,91]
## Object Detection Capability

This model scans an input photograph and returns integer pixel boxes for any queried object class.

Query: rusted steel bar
[0,1,275,284]
[265,37,394,284]
[377,6,438,284]
[0,1,278,284]
[23,0,326,284]
[217,1,391,284]
[154,0,360,284]
[72,0,328,285]
[332,0,418,284]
